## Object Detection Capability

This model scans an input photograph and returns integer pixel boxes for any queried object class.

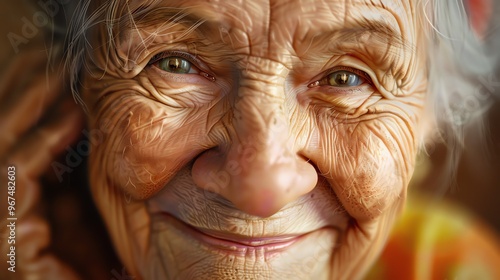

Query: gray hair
[62,0,500,189]
[421,0,500,192]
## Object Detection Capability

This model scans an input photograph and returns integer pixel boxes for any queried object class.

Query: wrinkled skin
[82,0,427,279]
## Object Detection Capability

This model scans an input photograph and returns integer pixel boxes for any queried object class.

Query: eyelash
[331,66,372,82]
[148,51,196,66]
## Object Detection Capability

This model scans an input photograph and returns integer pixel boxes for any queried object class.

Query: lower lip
[162,214,307,257]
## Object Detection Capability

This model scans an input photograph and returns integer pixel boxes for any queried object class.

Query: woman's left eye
[309,68,369,88]
[156,57,198,74]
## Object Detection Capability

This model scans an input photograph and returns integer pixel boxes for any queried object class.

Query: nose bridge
[239,57,287,93]
[231,58,290,156]
[238,56,288,100]
[192,56,318,217]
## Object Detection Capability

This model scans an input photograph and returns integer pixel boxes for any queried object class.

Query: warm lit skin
[82,0,427,279]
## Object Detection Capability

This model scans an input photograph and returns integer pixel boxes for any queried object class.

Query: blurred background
[415,98,500,231]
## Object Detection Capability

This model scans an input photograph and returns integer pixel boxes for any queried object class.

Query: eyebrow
[321,20,412,55]
[121,5,212,38]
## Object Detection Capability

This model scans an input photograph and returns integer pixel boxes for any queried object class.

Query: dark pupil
[335,73,350,84]
[169,58,181,70]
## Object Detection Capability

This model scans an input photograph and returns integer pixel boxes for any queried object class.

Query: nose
[192,61,318,217]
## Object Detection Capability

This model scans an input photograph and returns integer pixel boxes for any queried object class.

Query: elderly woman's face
[83,0,426,279]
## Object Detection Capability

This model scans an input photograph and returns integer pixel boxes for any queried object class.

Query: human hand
[0,50,85,280]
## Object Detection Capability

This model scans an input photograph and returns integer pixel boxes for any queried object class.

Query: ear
[465,0,493,38]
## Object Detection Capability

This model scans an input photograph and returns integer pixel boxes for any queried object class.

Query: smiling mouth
[160,213,331,257]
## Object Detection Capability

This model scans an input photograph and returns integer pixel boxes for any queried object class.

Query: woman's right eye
[156,57,198,74]
[148,52,216,82]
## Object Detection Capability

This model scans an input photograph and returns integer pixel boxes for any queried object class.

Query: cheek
[87,90,225,199]
[307,114,418,222]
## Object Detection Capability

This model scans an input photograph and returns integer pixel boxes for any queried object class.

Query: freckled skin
[82,0,427,279]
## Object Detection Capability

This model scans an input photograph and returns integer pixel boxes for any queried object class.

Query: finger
[0,215,48,280]
[7,98,85,180]
[0,70,65,156]
[15,216,81,280]
[11,178,40,223]
[1,99,84,220]
[16,216,50,263]
[20,255,82,280]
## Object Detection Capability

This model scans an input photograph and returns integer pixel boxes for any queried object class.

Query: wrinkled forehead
[116,0,418,55]
[85,0,424,78]
[123,0,415,26]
